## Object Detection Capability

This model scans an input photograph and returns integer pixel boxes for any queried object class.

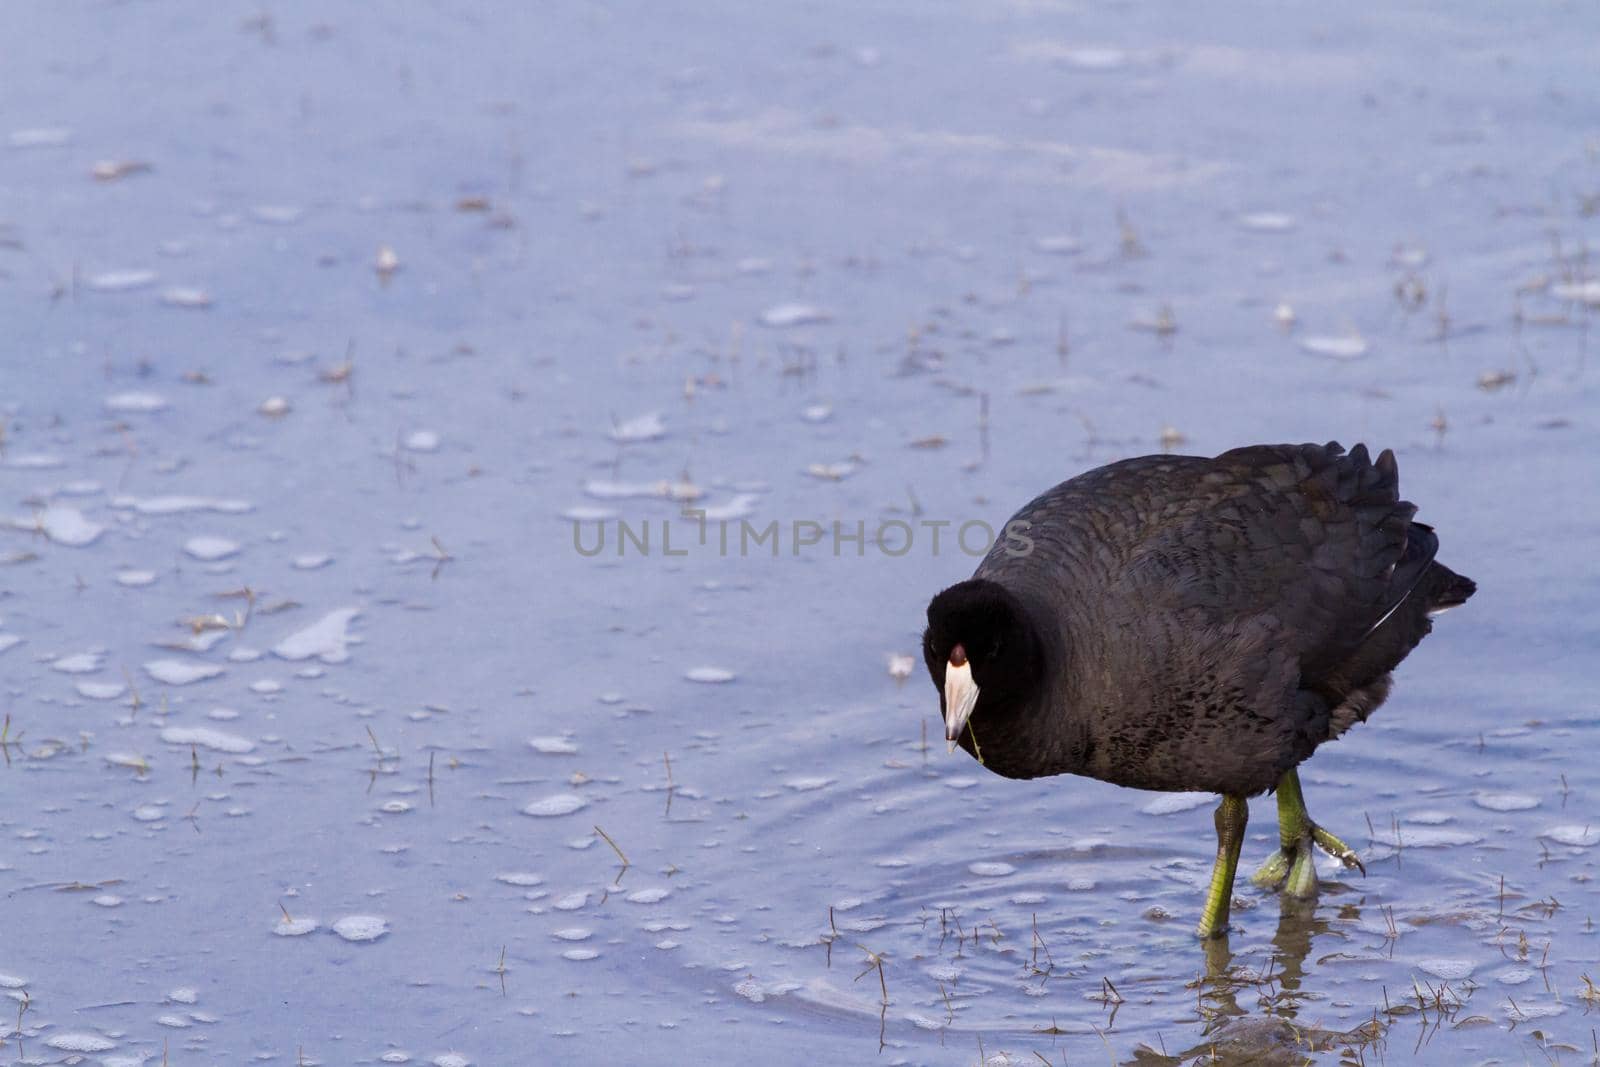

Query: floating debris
[1477,370,1516,392]
[88,159,153,185]
[1129,306,1178,336]
[259,396,291,418]
[684,666,735,684]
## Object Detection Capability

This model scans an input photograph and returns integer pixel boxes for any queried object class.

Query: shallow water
[2,3,1598,1064]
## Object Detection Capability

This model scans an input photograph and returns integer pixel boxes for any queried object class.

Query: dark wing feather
[1122,441,1417,679]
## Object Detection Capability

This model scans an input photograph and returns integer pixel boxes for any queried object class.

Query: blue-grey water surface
[2,3,1598,1064]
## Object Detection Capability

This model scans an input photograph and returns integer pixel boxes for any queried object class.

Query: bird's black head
[923,578,1044,745]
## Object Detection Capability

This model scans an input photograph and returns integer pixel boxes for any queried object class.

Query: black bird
[923,442,1475,937]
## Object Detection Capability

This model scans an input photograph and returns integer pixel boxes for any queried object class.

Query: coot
[923,442,1474,938]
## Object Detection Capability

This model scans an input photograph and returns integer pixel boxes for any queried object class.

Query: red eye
[949,644,967,667]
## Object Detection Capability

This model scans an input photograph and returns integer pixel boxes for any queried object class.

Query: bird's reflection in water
[1130,897,1384,1066]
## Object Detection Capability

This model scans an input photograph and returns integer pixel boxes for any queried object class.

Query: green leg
[1250,768,1365,899]
[1196,795,1248,939]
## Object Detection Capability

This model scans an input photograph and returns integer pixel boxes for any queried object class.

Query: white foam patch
[968,862,1016,877]
[159,726,254,753]
[103,390,167,411]
[8,505,104,546]
[274,917,319,936]
[1473,793,1539,812]
[51,651,104,674]
[332,915,389,942]
[145,660,225,686]
[523,794,587,817]
[610,412,667,443]
[405,430,440,452]
[77,681,127,700]
[494,872,544,887]
[1141,792,1213,815]
[529,736,578,754]
[116,569,158,587]
[627,887,670,904]
[89,271,158,293]
[1542,825,1600,847]
[272,608,361,663]
[1299,334,1369,360]
[45,1033,116,1052]
[685,666,735,683]
[112,495,253,515]
[184,536,241,561]
[759,302,830,327]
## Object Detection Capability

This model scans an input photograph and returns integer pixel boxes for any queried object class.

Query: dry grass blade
[593,824,630,884]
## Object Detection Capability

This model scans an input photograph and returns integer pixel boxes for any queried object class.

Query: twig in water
[593,824,630,884]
